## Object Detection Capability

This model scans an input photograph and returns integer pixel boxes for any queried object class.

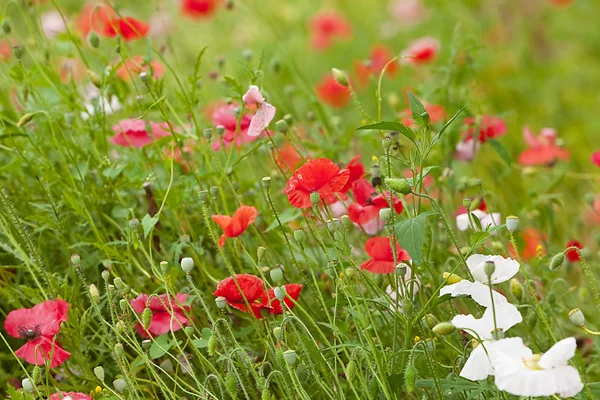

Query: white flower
[488,337,583,398]
[81,96,122,121]
[452,303,523,381]
[440,254,519,307]
[456,209,501,232]
[41,11,67,39]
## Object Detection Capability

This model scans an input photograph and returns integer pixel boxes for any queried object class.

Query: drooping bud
[208,334,217,356]
[404,363,417,393]
[276,119,288,134]
[17,112,36,128]
[293,229,305,244]
[484,261,496,278]
[32,366,40,383]
[2,19,11,34]
[379,207,392,223]
[88,69,102,88]
[432,322,456,335]
[270,267,283,285]
[425,314,438,329]
[181,257,194,273]
[215,296,227,309]
[385,178,412,195]
[550,253,565,270]
[88,31,100,48]
[510,278,523,301]
[113,378,126,393]
[506,216,519,233]
[274,286,286,301]
[568,308,585,327]
[283,349,297,366]
[310,192,321,206]
[22,378,34,393]
[346,359,356,380]
[94,366,105,381]
[142,307,152,330]
[331,68,349,87]
[12,45,23,60]
[442,272,462,284]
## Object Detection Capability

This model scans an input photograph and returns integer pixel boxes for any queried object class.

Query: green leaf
[149,334,172,359]
[431,104,468,147]
[356,121,416,144]
[394,212,436,264]
[488,139,512,168]
[408,92,427,125]
[265,208,301,233]
[142,213,159,238]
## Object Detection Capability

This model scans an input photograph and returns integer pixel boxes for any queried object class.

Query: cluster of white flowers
[441,254,583,398]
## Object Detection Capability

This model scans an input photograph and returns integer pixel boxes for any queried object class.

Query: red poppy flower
[210,103,267,151]
[518,127,569,166]
[347,179,403,234]
[591,151,600,167]
[0,40,14,61]
[4,299,70,368]
[548,0,574,6]
[370,44,399,76]
[264,284,303,314]
[360,237,410,274]
[212,205,257,247]
[340,156,365,193]
[401,37,439,65]
[116,56,165,81]
[111,119,172,148]
[285,158,350,209]
[275,143,303,171]
[77,2,117,37]
[509,227,545,261]
[308,11,352,51]
[213,274,268,317]
[181,0,220,19]
[565,240,583,262]
[130,293,190,337]
[400,103,446,127]
[102,17,149,41]
[353,60,371,89]
[315,73,351,108]
[463,115,507,142]
[49,393,92,400]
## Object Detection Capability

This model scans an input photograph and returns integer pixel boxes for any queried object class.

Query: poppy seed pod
[270,268,283,284]
[294,229,305,244]
[12,45,23,60]
[379,207,392,222]
[432,322,456,335]
[506,216,519,233]
[102,270,111,282]
[210,186,219,198]
[184,326,194,336]
[197,190,208,204]
[331,68,349,87]
[119,299,128,313]
[181,257,194,273]
[2,19,11,34]
[283,349,297,366]
[484,261,496,278]
[462,198,472,210]
[113,378,126,393]
[273,326,282,340]
[283,113,294,125]
[142,339,151,350]
[113,277,125,290]
[568,308,585,327]
[341,215,352,229]
[22,378,34,393]
[203,128,213,140]
[274,286,286,301]
[385,178,412,195]
[257,246,266,261]
[550,253,565,270]
[215,296,227,309]
[382,137,393,150]
[276,119,288,134]
[160,261,169,275]
[310,192,321,206]
[94,366,105,381]
[262,177,271,188]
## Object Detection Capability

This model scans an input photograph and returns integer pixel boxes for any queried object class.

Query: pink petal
[242,85,264,105]
[522,126,541,148]
[247,103,276,137]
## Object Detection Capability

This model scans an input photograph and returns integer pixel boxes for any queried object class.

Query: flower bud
[379,207,392,223]
[17,112,36,128]
[87,284,99,303]
[142,307,152,330]
[568,308,585,327]
[88,31,100,48]
[257,246,266,261]
[294,229,305,244]
[404,363,417,393]
[506,216,519,233]
[22,378,34,393]
[270,267,283,285]
[208,334,217,356]
[550,253,565,270]
[215,296,227,309]
[385,178,411,195]
[116,320,126,333]
[94,366,105,381]
[309,192,321,206]
[203,128,213,140]
[184,326,194,336]
[274,286,286,301]
[32,366,40,383]
[432,322,456,335]
[273,326,282,340]
[2,19,11,34]
[331,68,349,87]
[425,314,438,329]
[88,69,102,88]
[283,349,297,366]
[442,272,462,284]
[484,260,495,278]
[142,339,151,350]
[276,119,288,134]
[114,343,124,357]
[113,277,125,290]
[262,176,271,188]
[102,270,110,282]
[113,378,126,393]
[585,193,595,205]
[197,190,208,204]
[181,257,194,273]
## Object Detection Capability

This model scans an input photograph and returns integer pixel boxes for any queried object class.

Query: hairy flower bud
[102,270,110,282]
[385,178,411,195]
[379,207,392,223]
[17,112,36,128]
[331,68,349,87]
[510,278,523,302]
[2,19,11,34]
[142,307,152,330]
[113,277,124,290]
[274,286,286,301]
[273,326,282,340]
[208,334,217,356]
[114,343,124,357]
[89,284,100,302]
[119,299,128,313]
[257,246,266,261]
[404,363,417,393]
[88,31,100,48]
[432,322,456,335]
[113,378,126,393]
[22,378,34,393]
[88,69,102,88]
[550,253,565,270]
[425,314,438,329]
[442,272,462,285]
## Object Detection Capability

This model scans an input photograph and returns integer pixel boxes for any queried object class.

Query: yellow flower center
[522,354,543,370]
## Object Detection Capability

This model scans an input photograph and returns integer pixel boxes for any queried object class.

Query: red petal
[591,150,600,167]
[352,179,376,205]
[148,311,188,336]
[16,337,70,368]
[268,284,303,315]
[348,203,379,225]
[229,205,258,237]
[213,274,265,303]
[365,237,394,261]
[340,155,365,193]
[565,240,583,262]
[360,259,395,274]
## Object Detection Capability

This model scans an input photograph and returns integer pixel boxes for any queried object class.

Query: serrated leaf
[356,121,416,144]
[142,213,159,238]
[394,211,436,264]
[408,92,427,125]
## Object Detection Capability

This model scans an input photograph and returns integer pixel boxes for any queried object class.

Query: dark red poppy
[308,11,352,51]
[102,17,149,41]
[130,293,190,337]
[360,237,410,274]
[213,274,268,317]
[111,119,172,148]
[285,158,350,208]
[49,393,92,400]
[591,151,600,167]
[4,299,70,368]
[212,205,257,247]
[565,240,583,262]
[77,2,117,37]
[340,156,365,193]
[315,73,351,108]
[181,0,220,19]
[265,284,303,314]
[464,115,507,142]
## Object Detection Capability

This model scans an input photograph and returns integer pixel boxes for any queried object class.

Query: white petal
[452,303,522,340]
[494,367,582,398]
[488,337,532,367]
[539,337,577,369]
[553,366,584,398]
[481,212,501,229]
[247,103,276,137]
[440,280,507,308]
[468,254,519,284]
[456,213,471,231]
[460,344,494,380]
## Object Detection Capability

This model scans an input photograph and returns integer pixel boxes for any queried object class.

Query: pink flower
[401,37,440,65]
[210,103,267,151]
[389,0,426,25]
[518,126,569,166]
[41,11,67,39]
[130,293,190,337]
[454,138,481,162]
[464,115,507,142]
[591,150,600,167]
[111,119,172,148]
[308,11,352,51]
[49,393,92,400]
[242,85,276,138]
